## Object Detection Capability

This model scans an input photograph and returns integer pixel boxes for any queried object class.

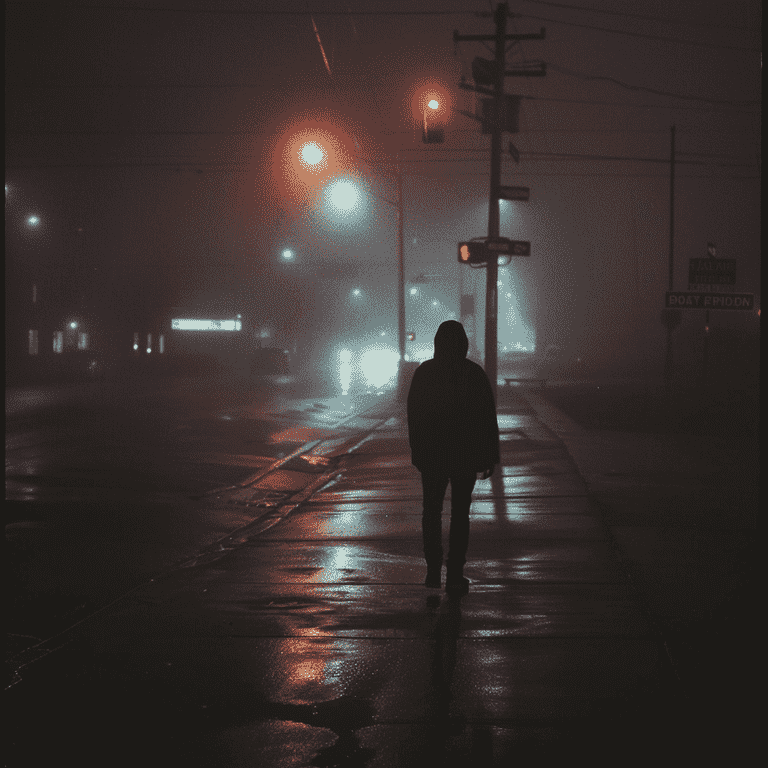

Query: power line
[545,63,759,105]
[4,161,757,180]
[529,94,760,114]
[5,2,479,16]
[6,153,758,169]
[517,11,760,52]
[521,0,754,33]
[6,85,760,115]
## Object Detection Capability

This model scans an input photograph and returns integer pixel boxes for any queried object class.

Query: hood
[433,320,469,361]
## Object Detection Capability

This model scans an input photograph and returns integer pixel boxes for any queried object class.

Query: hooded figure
[407,321,500,594]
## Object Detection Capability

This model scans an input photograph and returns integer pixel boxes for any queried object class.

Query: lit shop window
[78,332,89,350]
[53,331,64,354]
[171,318,242,331]
[29,329,39,355]
[159,334,165,354]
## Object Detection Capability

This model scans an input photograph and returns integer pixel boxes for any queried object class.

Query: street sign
[486,238,531,256]
[498,185,529,201]
[458,239,531,263]
[665,292,754,310]
[688,258,736,286]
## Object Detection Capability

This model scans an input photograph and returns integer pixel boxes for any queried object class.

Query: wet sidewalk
[6,389,736,765]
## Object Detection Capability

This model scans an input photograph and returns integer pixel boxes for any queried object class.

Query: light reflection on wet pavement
[7,385,704,764]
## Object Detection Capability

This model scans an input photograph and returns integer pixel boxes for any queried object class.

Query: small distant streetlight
[410,287,418,296]
[352,288,361,296]
[282,249,294,260]
[27,215,40,226]
[70,321,78,329]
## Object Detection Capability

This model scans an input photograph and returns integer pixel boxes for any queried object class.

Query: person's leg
[446,470,476,591]
[421,471,449,587]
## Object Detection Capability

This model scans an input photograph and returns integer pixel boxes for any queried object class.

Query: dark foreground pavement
[6,386,758,766]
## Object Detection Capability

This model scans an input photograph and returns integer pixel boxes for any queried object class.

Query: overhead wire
[516,11,760,52]
[520,0,755,33]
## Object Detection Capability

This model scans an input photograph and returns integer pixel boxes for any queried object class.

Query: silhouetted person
[407,321,500,594]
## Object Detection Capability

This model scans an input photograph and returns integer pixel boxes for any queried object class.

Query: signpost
[667,242,755,387]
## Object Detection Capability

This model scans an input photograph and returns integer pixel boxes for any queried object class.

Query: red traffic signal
[458,241,489,264]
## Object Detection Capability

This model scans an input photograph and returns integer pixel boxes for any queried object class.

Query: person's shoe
[424,562,442,588]
[445,576,469,596]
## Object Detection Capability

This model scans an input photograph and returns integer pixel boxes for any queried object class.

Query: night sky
[6,0,761,372]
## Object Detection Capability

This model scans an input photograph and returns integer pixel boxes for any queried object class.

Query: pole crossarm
[453,29,545,42]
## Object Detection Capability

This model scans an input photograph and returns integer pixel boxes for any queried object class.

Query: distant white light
[359,345,398,390]
[27,215,40,226]
[380,331,386,336]
[428,99,439,110]
[70,321,78,329]
[282,249,293,260]
[171,319,241,331]
[133,344,139,350]
[352,289,361,297]
[432,300,438,306]
[146,348,151,354]
[410,287,418,295]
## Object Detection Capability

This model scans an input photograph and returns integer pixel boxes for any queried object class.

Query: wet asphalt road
[6,373,385,638]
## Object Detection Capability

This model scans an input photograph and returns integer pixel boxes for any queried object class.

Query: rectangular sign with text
[665,292,754,310]
[688,258,736,285]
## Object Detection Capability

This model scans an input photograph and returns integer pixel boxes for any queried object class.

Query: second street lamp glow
[428,99,439,110]
[327,179,360,212]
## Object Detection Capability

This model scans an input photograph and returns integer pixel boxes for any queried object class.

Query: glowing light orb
[327,179,360,212]
[427,99,439,110]
[359,345,399,390]
[300,142,325,166]
[282,249,293,259]
[28,215,40,226]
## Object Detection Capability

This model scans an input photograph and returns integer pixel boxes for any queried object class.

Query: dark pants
[420,469,477,572]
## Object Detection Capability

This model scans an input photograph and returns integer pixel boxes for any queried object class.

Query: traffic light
[422,126,444,144]
[458,241,489,264]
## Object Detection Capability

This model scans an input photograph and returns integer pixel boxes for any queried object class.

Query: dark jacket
[407,321,500,473]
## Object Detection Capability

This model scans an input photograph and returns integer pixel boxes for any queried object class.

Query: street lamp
[27,215,40,227]
[282,249,294,260]
[422,99,444,143]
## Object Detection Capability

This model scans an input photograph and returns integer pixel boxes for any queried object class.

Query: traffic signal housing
[458,241,489,264]
[422,126,445,144]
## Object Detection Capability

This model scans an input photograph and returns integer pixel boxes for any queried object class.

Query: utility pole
[454,3,545,403]
[663,125,677,392]
[396,159,406,385]
[484,2,507,404]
